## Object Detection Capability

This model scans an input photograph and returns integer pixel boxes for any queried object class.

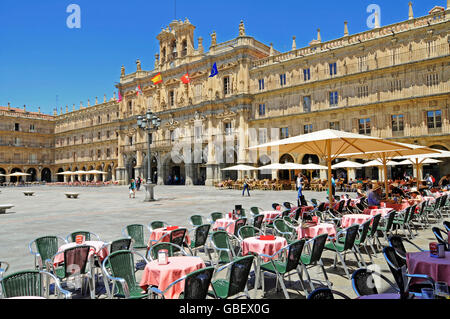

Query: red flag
[118,90,123,102]
[181,73,190,84]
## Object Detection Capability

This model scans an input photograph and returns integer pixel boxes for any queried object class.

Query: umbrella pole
[383,154,388,200]
[327,141,333,205]
[416,159,420,190]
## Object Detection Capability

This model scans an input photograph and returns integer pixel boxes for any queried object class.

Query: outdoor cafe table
[139,256,205,299]
[148,227,191,246]
[53,241,108,267]
[340,214,372,228]
[296,223,336,240]
[380,200,410,212]
[407,251,450,286]
[363,207,393,217]
[241,236,288,298]
[260,211,282,223]
[289,206,314,218]
[213,218,236,234]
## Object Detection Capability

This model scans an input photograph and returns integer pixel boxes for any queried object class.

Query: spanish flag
[181,73,190,84]
[151,72,163,85]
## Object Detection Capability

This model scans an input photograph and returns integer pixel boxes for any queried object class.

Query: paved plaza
[0,185,443,299]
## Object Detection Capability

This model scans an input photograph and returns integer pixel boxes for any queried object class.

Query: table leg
[253,256,261,298]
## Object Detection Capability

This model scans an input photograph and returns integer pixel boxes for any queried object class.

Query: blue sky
[0,0,442,114]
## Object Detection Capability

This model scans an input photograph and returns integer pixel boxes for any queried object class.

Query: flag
[209,63,218,78]
[118,90,123,102]
[151,72,163,85]
[136,85,142,96]
[181,73,190,84]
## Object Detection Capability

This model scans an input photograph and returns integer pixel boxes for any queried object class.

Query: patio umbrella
[331,160,364,183]
[56,171,75,175]
[221,164,258,180]
[257,163,304,170]
[338,142,439,198]
[396,158,442,165]
[296,163,328,181]
[86,170,108,174]
[74,171,88,175]
[249,129,413,204]
[363,160,400,167]
[7,172,31,177]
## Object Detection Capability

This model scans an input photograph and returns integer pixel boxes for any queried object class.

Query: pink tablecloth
[53,241,108,266]
[340,214,372,228]
[241,236,287,262]
[407,251,450,286]
[148,228,191,246]
[296,223,336,239]
[381,201,410,211]
[261,211,282,223]
[363,207,393,217]
[213,218,235,234]
[139,256,205,299]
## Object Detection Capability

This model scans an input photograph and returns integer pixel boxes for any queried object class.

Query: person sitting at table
[367,185,383,207]
[389,185,406,199]
[438,174,450,190]
[356,184,366,198]
[408,190,423,203]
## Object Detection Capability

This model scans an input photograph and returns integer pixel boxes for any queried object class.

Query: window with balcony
[426,73,439,87]
[359,118,371,135]
[258,79,265,90]
[392,48,400,65]
[259,128,267,144]
[392,114,404,133]
[303,96,311,113]
[303,68,311,81]
[97,150,101,159]
[358,85,369,98]
[390,79,402,92]
[224,122,233,136]
[14,123,20,131]
[427,110,442,130]
[29,124,35,132]
[98,132,101,140]
[329,62,337,76]
[128,101,132,113]
[280,127,289,139]
[358,56,368,72]
[427,40,437,58]
[329,121,340,130]
[258,104,266,116]
[304,124,313,134]
[169,90,175,106]
[106,148,111,158]
[329,91,339,107]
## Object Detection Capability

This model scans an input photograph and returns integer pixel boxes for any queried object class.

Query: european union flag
[209,62,218,78]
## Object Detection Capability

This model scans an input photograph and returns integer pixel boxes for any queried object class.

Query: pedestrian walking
[242,176,250,197]
[136,176,141,191]
[297,174,304,206]
[129,179,136,198]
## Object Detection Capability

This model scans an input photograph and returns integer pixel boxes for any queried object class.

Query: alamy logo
[66,4,81,29]
[366,4,381,29]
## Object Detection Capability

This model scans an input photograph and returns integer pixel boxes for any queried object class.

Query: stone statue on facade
[136,59,142,71]
[121,65,125,77]
[239,20,245,37]
[211,31,217,47]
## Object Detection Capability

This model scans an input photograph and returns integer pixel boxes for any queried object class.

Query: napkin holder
[158,249,169,265]
[75,235,85,244]
[429,242,445,258]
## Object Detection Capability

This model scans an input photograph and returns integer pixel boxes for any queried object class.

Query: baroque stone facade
[1,3,449,184]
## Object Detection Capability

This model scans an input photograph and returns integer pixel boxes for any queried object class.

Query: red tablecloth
[213,218,236,234]
[340,214,372,228]
[139,256,205,299]
[296,223,336,239]
[148,228,191,246]
[363,207,393,217]
[53,241,108,267]
[407,251,450,286]
[260,211,282,223]
[241,236,287,262]
[381,201,410,211]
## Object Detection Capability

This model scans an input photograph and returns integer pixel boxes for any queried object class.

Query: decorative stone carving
[136,59,142,71]
[121,65,125,77]
[239,20,245,37]
[211,31,217,47]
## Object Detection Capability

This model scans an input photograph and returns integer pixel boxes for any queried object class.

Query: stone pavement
[0,185,445,299]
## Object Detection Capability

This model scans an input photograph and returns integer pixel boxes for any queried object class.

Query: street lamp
[137,111,161,201]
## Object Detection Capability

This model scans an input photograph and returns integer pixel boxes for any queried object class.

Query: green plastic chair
[377,210,397,243]
[147,242,188,261]
[233,218,247,238]
[237,226,262,240]
[150,266,215,299]
[366,213,383,255]
[101,250,149,299]
[66,231,101,243]
[250,207,263,217]
[189,224,212,261]
[324,224,363,279]
[149,221,167,230]
[29,235,68,270]
[259,239,307,299]
[0,270,71,299]
[209,255,254,299]
[189,215,204,227]
[210,231,240,266]
[273,219,297,244]
[392,206,414,238]
[252,214,265,231]
[209,212,224,223]
[338,219,370,266]
[122,224,150,250]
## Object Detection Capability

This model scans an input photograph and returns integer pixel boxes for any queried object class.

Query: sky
[0,0,443,114]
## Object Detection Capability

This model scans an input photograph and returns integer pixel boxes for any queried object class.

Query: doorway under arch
[26,168,37,182]
[41,168,52,182]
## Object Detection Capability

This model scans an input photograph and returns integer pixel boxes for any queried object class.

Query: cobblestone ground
[0,185,446,299]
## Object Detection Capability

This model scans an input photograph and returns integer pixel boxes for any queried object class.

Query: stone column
[185,163,194,186]
[237,111,248,164]
[348,168,356,181]
[319,159,327,180]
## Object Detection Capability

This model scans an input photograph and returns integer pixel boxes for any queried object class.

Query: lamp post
[137,111,161,201]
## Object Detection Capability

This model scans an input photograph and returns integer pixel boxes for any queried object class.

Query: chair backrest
[126,224,146,247]
[351,268,379,296]
[192,224,211,248]
[342,225,360,251]
[307,287,335,299]
[183,267,215,299]
[291,207,302,221]
[252,214,264,230]
[388,235,406,258]
[226,255,254,297]
[170,228,187,248]
[310,199,319,207]
[285,240,306,273]
[439,194,447,208]
[384,210,397,232]
[150,221,165,230]
[307,233,328,264]
[281,210,291,218]
[63,245,91,277]
[211,231,233,264]
[283,202,292,209]
[238,226,257,240]
[238,208,246,218]
[190,215,203,227]
[383,246,406,294]
[317,202,326,212]
[273,219,294,240]
[369,214,382,235]
[336,200,345,213]
[107,250,139,297]
[35,236,60,264]
[358,219,371,243]
[1,270,43,298]
[250,207,261,216]
[272,203,280,210]
[149,242,185,260]
[407,205,417,222]
[433,196,442,210]
[432,227,446,245]
[69,231,93,242]
[210,212,223,222]
[110,238,132,253]
[233,218,247,237]
[444,221,450,232]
